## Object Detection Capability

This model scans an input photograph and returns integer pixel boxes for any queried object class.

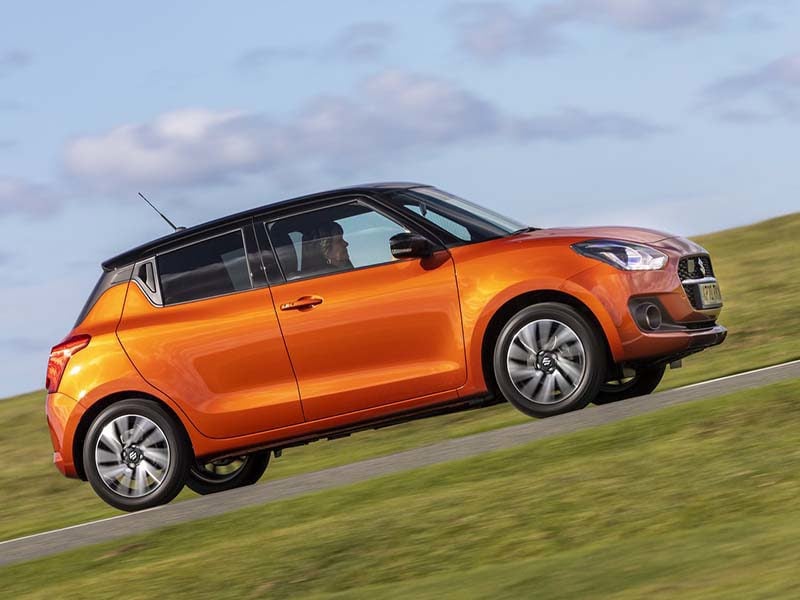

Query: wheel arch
[479,289,614,397]
[72,390,194,481]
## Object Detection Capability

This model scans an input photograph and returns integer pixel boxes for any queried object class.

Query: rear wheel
[186,451,270,495]
[493,303,605,417]
[594,364,666,405]
[83,399,189,512]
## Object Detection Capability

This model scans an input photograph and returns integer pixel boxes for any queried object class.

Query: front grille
[683,285,701,309]
[678,255,714,280]
[678,254,716,310]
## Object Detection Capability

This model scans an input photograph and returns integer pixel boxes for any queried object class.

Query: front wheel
[186,451,270,495]
[493,303,605,418]
[83,399,189,512]
[594,364,666,405]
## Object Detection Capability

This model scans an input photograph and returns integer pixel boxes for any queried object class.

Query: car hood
[519,225,706,255]
[525,226,673,244]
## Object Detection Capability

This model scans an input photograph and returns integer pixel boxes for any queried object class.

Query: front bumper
[622,324,727,367]
[566,249,726,365]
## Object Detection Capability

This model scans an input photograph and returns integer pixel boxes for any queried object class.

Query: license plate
[698,282,722,308]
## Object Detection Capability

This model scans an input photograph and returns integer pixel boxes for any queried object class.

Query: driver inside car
[303,221,353,274]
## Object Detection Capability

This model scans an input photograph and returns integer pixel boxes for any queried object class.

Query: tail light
[46,334,91,393]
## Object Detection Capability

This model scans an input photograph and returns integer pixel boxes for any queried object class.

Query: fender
[458,275,622,397]
[58,285,209,474]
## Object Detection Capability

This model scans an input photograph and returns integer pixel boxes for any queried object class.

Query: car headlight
[571,240,667,271]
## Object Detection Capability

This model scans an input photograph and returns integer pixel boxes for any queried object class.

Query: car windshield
[386,187,529,244]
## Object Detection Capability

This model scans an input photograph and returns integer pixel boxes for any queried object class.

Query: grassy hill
[1,212,798,541]
[663,211,800,387]
[4,379,800,598]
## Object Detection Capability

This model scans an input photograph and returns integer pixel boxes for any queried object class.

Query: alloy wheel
[505,318,587,405]
[94,414,171,498]
[190,456,249,484]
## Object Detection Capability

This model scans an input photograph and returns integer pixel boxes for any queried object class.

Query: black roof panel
[102,182,427,270]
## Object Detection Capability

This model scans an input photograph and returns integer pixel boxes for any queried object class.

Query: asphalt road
[1,360,798,567]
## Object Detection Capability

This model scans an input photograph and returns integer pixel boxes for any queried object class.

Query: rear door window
[156,231,252,304]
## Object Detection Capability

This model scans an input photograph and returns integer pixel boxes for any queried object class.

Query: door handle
[280,295,323,311]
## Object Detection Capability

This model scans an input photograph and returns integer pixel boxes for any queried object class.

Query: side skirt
[202,393,497,462]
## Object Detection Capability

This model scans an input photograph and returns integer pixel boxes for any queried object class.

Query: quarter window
[157,231,252,304]
[267,201,408,281]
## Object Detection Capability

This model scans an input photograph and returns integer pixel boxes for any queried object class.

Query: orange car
[46,183,726,510]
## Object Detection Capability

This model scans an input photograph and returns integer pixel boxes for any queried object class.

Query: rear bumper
[46,391,84,478]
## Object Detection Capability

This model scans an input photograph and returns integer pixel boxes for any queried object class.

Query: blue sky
[1,0,798,396]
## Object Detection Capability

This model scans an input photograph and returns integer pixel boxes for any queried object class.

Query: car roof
[102,182,427,271]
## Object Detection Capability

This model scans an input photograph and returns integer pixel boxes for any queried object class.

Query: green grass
[662,212,800,387]
[3,379,799,599]
[0,390,530,542]
[1,212,797,542]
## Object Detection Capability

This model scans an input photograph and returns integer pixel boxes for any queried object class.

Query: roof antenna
[138,192,184,232]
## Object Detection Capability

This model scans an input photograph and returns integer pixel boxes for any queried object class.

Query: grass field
[661,212,800,387]
[1,212,798,542]
[3,379,799,598]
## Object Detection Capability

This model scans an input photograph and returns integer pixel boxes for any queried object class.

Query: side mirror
[390,232,433,259]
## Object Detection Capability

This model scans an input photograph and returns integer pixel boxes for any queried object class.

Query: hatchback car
[46,183,726,510]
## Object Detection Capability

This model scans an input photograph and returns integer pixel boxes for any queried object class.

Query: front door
[262,199,466,421]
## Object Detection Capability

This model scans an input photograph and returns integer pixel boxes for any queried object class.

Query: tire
[594,364,666,405]
[186,451,270,495]
[83,399,189,512]
[493,302,605,418]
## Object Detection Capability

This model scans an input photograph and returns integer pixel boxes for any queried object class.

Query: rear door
[117,224,303,439]
[261,197,466,421]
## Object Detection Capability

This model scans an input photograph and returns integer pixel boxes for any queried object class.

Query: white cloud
[0,50,32,77]
[64,70,664,189]
[64,108,278,188]
[236,21,394,69]
[703,52,800,120]
[329,21,395,61]
[447,3,562,59]
[560,0,736,31]
[0,177,58,216]
[235,46,310,70]
[707,53,800,96]
[0,99,27,111]
[514,107,666,141]
[448,0,770,59]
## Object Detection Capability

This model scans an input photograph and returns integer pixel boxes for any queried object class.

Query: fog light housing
[634,302,662,331]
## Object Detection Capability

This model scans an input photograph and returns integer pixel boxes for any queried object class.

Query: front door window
[267,201,408,281]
